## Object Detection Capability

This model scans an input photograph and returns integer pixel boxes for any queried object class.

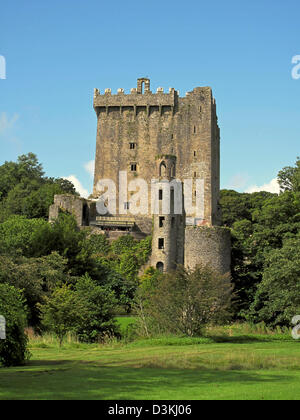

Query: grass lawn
[1,327,300,400]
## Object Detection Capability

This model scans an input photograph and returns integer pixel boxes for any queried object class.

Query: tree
[0,153,78,221]
[219,190,251,227]
[40,284,84,347]
[111,235,136,255]
[0,252,69,328]
[0,284,30,366]
[137,265,233,337]
[0,215,51,257]
[249,234,300,326]
[73,274,119,343]
[82,233,111,256]
[277,157,300,192]
[0,153,44,201]
[40,276,119,345]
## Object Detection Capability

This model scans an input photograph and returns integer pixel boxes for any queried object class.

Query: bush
[136,265,233,337]
[40,275,120,344]
[73,274,120,343]
[0,284,30,366]
[40,284,84,347]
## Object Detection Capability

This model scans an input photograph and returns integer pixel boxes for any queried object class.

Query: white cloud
[0,112,19,135]
[245,178,280,194]
[84,160,95,178]
[226,173,249,191]
[62,159,94,200]
[64,175,89,198]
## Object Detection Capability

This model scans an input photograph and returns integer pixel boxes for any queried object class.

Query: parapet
[93,79,216,115]
[93,78,178,109]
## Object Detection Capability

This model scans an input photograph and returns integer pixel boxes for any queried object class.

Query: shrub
[40,275,120,345]
[73,274,120,343]
[40,284,85,347]
[0,284,30,366]
[137,265,233,337]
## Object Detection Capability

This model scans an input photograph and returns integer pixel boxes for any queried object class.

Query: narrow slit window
[158,238,164,249]
[194,126,196,134]
[159,189,163,200]
[129,143,136,149]
[171,217,175,228]
[124,202,130,210]
[194,151,196,157]
[159,217,165,228]
[131,163,137,172]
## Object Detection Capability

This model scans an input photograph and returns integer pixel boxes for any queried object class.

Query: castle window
[159,161,167,177]
[131,163,137,172]
[124,202,130,210]
[170,164,175,177]
[159,216,165,228]
[194,172,197,178]
[194,151,196,157]
[129,143,136,149]
[171,217,175,228]
[159,189,163,200]
[158,238,164,249]
[82,203,88,226]
[194,126,196,134]
[170,188,174,209]
[171,134,174,139]
[156,262,164,272]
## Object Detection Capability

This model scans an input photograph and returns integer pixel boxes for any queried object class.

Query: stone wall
[92,78,221,228]
[184,226,231,274]
[49,194,91,226]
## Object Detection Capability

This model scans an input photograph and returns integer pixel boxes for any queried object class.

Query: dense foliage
[0,284,30,366]
[0,153,77,222]
[0,154,152,351]
[0,153,299,361]
[136,265,232,337]
[220,157,300,324]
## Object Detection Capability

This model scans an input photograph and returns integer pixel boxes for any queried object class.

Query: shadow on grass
[0,363,295,400]
[28,360,75,367]
[207,335,270,344]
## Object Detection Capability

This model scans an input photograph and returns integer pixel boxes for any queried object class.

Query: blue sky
[1,0,300,196]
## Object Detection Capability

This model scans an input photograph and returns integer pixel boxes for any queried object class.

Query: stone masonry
[49,78,231,274]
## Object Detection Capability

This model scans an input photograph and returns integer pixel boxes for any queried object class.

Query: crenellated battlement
[93,80,214,113]
[93,80,178,110]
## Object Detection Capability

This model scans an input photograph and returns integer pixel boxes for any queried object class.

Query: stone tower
[150,155,185,272]
[49,77,230,274]
[92,77,221,231]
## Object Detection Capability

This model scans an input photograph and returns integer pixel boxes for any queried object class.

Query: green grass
[1,325,300,400]
[115,316,137,335]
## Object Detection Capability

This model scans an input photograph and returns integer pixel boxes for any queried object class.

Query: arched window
[156,262,164,272]
[159,161,167,177]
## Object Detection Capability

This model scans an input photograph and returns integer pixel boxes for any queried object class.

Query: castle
[49,78,231,274]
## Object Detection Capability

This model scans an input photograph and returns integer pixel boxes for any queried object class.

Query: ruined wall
[49,195,92,227]
[184,226,231,274]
